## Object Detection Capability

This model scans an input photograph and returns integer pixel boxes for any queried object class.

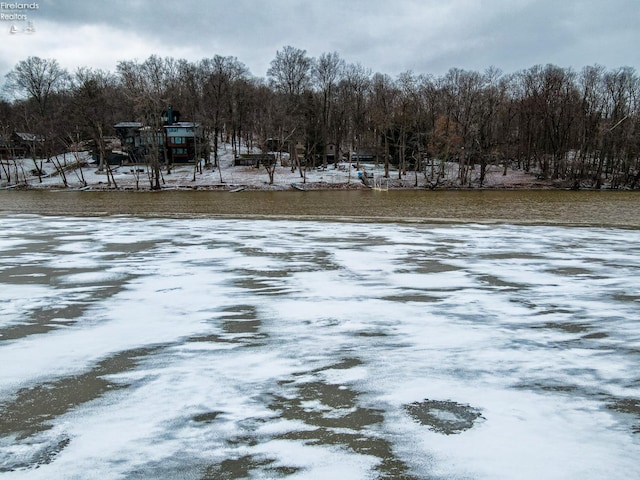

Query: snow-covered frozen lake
[1,215,639,479]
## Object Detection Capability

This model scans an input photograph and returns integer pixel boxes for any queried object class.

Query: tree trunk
[384,135,389,178]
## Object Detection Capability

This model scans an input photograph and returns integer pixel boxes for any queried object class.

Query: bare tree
[268,46,312,97]
[70,67,122,186]
[339,62,371,178]
[4,57,69,117]
[201,56,249,164]
[268,46,312,173]
[313,52,344,167]
[371,72,398,178]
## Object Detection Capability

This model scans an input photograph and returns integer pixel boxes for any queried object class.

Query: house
[161,107,206,164]
[0,132,44,159]
[0,134,9,159]
[113,122,147,163]
[113,122,143,147]
[164,122,204,164]
[350,149,376,163]
[265,137,289,153]
[113,114,206,165]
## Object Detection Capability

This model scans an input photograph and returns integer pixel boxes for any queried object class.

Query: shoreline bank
[2,155,636,192]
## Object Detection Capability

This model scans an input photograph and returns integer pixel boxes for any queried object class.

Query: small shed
[234,153,276,168]
[325,143,338,163]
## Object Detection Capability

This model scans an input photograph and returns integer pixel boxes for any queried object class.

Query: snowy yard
[1,148,548,191]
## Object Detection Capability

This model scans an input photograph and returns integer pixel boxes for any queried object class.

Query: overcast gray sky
[1,0,639,82]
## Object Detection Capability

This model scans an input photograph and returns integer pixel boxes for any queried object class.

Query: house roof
[114,122,143,129]
[163,122,200,128]
[15,132,45,142]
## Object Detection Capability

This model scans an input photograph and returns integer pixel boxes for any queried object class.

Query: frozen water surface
[0,215,639,479]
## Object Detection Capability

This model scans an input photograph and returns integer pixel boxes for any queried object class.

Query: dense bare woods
[2,49,639,189]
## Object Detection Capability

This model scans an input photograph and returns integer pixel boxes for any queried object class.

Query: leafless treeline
[2,48,639,189]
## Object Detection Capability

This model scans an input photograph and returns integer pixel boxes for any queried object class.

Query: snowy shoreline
[0,149,585,192]
[1,164,568,192]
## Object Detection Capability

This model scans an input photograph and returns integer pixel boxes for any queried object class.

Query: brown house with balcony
[164,122,205,164]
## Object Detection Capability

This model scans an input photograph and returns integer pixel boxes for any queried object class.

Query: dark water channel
[1,189,639,227]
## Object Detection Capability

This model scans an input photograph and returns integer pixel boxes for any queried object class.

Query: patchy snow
[1,148,549,191]
[0,217,639,479]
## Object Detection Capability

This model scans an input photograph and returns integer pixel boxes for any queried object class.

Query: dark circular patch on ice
[404,399,484,435]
